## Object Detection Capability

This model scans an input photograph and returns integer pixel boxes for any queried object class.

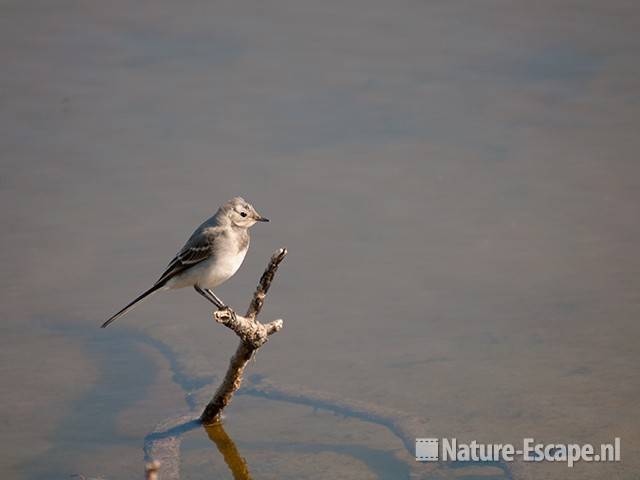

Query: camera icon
[416,438,439,461]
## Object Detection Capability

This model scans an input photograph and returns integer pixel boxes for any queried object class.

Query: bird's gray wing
[154,228,220,286]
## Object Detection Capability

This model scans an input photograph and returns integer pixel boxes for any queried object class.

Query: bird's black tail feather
[101,283,164,328]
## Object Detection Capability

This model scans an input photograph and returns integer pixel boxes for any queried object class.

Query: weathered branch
[200,248,287,424]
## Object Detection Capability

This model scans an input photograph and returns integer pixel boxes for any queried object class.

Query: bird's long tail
[101,283,164,328]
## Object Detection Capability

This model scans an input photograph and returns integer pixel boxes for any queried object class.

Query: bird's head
[221,196,269,228]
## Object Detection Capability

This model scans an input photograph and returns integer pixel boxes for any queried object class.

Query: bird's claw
[218,305,236,321]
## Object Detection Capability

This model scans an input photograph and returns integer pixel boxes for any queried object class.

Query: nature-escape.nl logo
[415,437,621,468]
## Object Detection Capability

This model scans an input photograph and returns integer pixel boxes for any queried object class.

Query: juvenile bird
[101,197,268,328]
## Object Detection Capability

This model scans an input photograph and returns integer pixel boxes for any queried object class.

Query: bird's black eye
[240,211,247,217]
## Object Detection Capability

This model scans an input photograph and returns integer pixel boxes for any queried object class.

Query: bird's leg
[205,288,236,321]
[205,289,227,309]
[194,286,224,309]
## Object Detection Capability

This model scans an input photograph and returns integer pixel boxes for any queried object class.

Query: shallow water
[1,1,639,479]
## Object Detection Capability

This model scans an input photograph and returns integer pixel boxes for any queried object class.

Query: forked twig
[200,248,287,424]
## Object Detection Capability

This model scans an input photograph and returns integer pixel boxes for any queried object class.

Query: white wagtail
[101,197,268,328]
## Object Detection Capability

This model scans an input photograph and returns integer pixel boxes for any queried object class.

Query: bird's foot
[218,305,236,321]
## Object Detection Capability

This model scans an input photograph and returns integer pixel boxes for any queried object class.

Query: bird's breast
[222,247,248,278]
[200,246,248,289]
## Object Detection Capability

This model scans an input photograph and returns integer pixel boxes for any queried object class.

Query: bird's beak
[255,215,269,222]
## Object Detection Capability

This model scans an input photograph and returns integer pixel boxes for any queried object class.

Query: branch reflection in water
[205,422,252,480]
